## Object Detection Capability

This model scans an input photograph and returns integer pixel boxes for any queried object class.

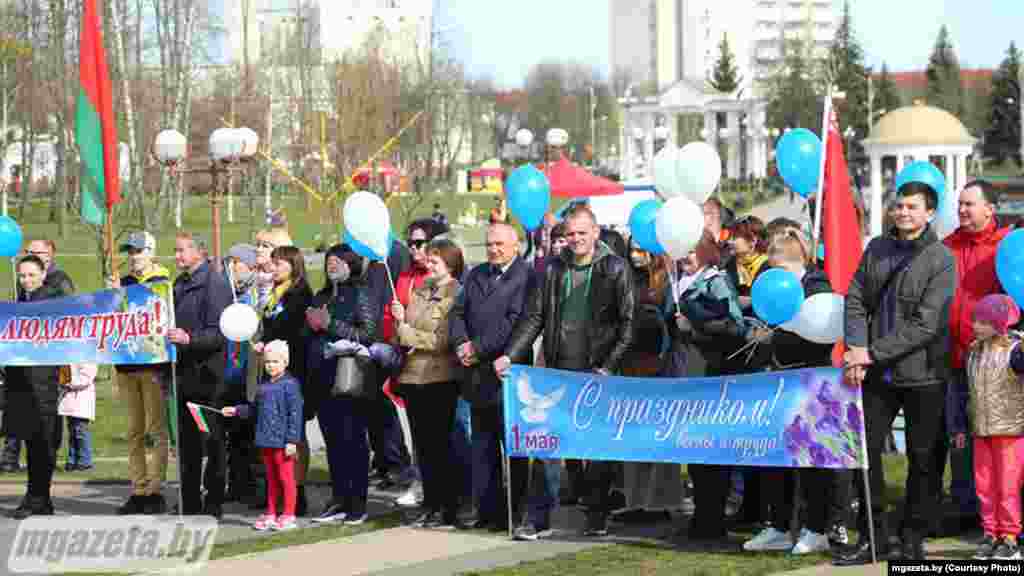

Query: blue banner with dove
[502,365,866,469]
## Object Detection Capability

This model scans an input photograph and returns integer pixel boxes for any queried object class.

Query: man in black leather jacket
[495,203,634,539]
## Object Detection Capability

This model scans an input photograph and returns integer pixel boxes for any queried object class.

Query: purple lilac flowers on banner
[503,365,866,469]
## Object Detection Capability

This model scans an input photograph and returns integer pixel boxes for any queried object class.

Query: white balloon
[787,293,845,344]
[676,141,722,204]
[655,197,705,261]
[343,190,392,259]
[220,303,260,343]
[652,145,681,199]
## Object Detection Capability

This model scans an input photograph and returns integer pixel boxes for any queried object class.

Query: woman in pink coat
[57,364,97,471]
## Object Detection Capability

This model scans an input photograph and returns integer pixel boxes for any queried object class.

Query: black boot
[12,496,53,519]
[901,532,926,560]
[834,518,889,566]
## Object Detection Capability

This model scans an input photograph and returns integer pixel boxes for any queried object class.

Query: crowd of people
[2,176,1024,564]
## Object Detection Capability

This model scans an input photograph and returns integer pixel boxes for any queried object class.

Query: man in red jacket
[943,179,1010,532]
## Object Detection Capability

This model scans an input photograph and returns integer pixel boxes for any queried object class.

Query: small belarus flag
[75,0,120,226]
[186,402,210,434]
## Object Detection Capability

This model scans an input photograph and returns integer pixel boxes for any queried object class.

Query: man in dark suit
[449,223,535,531]
[168,231,234,517]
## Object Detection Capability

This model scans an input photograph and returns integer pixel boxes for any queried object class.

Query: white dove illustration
[517,372,566,424]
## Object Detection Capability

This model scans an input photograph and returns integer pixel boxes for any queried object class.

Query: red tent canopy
[353,161,398,187]
[542,156,623,197]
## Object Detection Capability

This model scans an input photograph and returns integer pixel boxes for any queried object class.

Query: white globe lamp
[209,127,243,162]
[154,129,187,166]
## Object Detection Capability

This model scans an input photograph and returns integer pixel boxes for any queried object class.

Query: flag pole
[106,208,118,282]
[812,88,832,255]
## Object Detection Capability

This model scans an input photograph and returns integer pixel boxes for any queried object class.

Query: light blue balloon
[0,216,22,258]
[894,161,945,207]
[343,230,385,261]
[751,268,805,326]
[506,165,551,231]
[775,129,822,198]
[628,200,664,255]
[997,230,1024,308]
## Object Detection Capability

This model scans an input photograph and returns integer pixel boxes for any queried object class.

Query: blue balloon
[628,200,664,254]
[343,230,385,261]
[894,161,945,206]
[506,165,551,231]
[775,129,822,198]
[997,230,1024,307]
[0,216,22,258]
[751,268,806,326]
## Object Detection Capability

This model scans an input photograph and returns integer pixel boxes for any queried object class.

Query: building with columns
[611,0,838,181]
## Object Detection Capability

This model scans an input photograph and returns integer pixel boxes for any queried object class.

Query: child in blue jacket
[224,340,303,531]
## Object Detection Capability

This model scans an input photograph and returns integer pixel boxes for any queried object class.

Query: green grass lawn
[11,190,500,296]
[457,455,927,576]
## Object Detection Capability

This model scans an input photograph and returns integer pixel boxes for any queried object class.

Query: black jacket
[505,242,634,374]
[261,281,315,418]
[307,279,378,416]
[16,265,74,301]
[845,227,956,387]
[5,281,67,436]
[450,256,536,405]
[172,261,234,404]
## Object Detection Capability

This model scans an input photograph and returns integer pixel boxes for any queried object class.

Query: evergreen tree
[984,42,1022,165]
[765,38,823,133]
[708,33,742,93]
[925,25,964,117]
[828,1,869,152]
[872,62,902,120]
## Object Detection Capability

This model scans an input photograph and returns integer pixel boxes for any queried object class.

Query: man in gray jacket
[836,181,956,565]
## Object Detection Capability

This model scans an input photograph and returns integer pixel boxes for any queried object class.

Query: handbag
[332,354,377,399]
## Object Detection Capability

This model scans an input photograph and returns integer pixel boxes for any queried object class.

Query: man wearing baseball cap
[109,231,172,514]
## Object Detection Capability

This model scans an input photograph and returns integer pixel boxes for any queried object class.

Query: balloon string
[667,263,680,313]
[383,261,398,303]
[727,327,777,361]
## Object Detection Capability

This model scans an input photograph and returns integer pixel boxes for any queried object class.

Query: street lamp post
[153,127,259,269]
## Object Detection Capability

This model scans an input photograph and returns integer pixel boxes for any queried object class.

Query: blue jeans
[65,417,93,467]
[947,372,977,514]
[2,435,21,465]
[528,459,562,529]
[319,395,370,516]
[451,397,473,503]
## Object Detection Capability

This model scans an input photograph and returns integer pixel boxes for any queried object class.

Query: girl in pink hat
[961,294,1024,560]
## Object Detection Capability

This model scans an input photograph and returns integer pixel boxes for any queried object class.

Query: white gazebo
[618,79,773,181]
[862,102,978,238]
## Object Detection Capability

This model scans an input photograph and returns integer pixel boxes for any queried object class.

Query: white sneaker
[791,528,831,555]
[395,482,423,508]
[743,527,792,551]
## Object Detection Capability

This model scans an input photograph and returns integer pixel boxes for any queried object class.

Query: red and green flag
[186,402,210,434]
[75,0,120,226]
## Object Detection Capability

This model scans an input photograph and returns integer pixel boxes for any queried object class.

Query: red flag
[822,106,863,296]
[76,0,120,225]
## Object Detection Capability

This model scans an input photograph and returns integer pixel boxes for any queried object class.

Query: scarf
[264,280,291,318]
[736,252,767,288]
